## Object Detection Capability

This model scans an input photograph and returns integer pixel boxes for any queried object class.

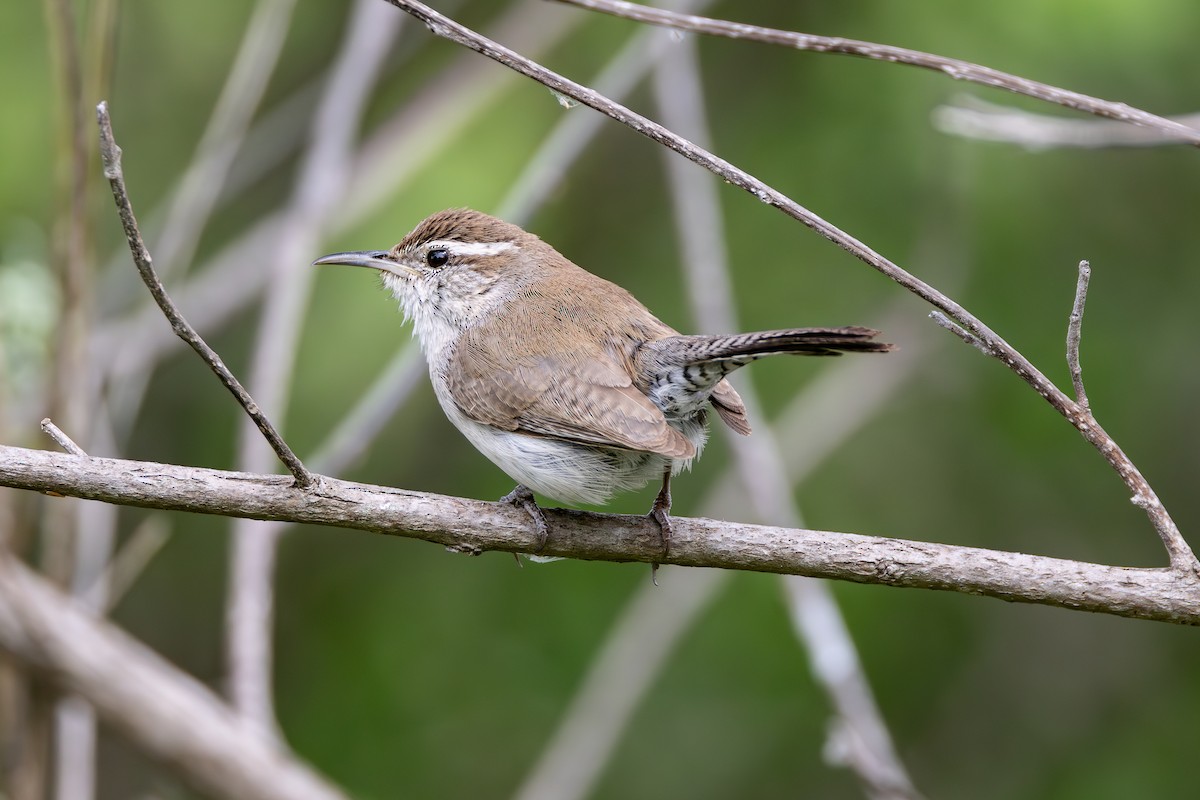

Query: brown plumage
[315,208,895,555]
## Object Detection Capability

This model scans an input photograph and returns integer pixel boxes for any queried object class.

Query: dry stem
[95,102,314,489]
[554,0,1200,146]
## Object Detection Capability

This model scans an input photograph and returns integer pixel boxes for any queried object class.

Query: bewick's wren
[315,208,894,557]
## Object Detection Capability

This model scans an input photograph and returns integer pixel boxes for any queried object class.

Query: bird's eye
[426,248,449,268]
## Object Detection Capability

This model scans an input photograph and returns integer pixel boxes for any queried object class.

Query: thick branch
[554,0,1200,147]
[2,445,1198,625]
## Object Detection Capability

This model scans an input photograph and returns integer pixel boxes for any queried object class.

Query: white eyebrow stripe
[426,240,517,257]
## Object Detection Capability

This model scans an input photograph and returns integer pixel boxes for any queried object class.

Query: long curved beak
[312,250,418,278]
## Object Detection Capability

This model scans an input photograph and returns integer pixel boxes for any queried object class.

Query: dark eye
[426,248,449,268]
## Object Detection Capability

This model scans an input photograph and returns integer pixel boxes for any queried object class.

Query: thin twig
[515,569,725,800]
[783,579,917,800]
[306,345,425,475]
[380,0,1196,572]
[42,0,92,594]
[39,419,86,457]
[153,0,299,283]
[3,444,1199,625]
[94,101,314,489]
[92,517,172,615]
[226,0,400,733]
[931,265,1197,570]
[43,0,92,455]
[934,96,1200,150]
[552,0,1200,147]
[928,310,990,356]
[497,0,714,225]
[95,1,582,397]
[333,1,587,228]
[93,80,318,387]
[652,38,917,799]
[1067,260,1091,411]
[39,4,93,793]
[58,2,122,791]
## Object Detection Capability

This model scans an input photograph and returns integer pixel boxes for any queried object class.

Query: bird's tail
[662,326,895,364]
[636,326,895,436]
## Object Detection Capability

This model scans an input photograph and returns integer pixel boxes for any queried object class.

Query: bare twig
[3,445,1199,625]
[43,419,119,800]
[0,550,348,800]
[39,419,85,457]
[1067,261,1091,411]
[934,96,1200,150]
[306,345,425,475]
[49,412,119,800]
[783,579,916,800]
[932,256,1195,571]
[382,0,1197,573]
[91,517,171,615]
[333,2,586,228]
[497,0,714,225]
[94,2,582,395]
[652,38,917,799]
[552,0,1200,147]
[94,101,314,489]
[515,569,725,800]
[928,310,990,356]
[43,0,92,458]
[153,0,299,283]
[226,0,400,733]
[40,2,95,795]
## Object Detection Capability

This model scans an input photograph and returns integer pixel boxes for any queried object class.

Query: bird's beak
[312,250,419,278]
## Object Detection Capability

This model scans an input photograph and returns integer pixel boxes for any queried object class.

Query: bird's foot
[500,484,549,564]
[647,471,673,585]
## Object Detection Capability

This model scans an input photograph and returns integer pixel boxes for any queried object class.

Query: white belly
[429,366,701,505]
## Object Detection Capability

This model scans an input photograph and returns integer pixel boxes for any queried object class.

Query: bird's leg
[648,466,674,582]
[500,484,550,558]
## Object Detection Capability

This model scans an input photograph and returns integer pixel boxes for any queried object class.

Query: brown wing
[447,327,695,459]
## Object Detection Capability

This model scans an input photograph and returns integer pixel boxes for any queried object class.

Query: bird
[314,208,894,560]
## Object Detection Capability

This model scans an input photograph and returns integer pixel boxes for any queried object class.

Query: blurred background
[3,0,1200,797]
